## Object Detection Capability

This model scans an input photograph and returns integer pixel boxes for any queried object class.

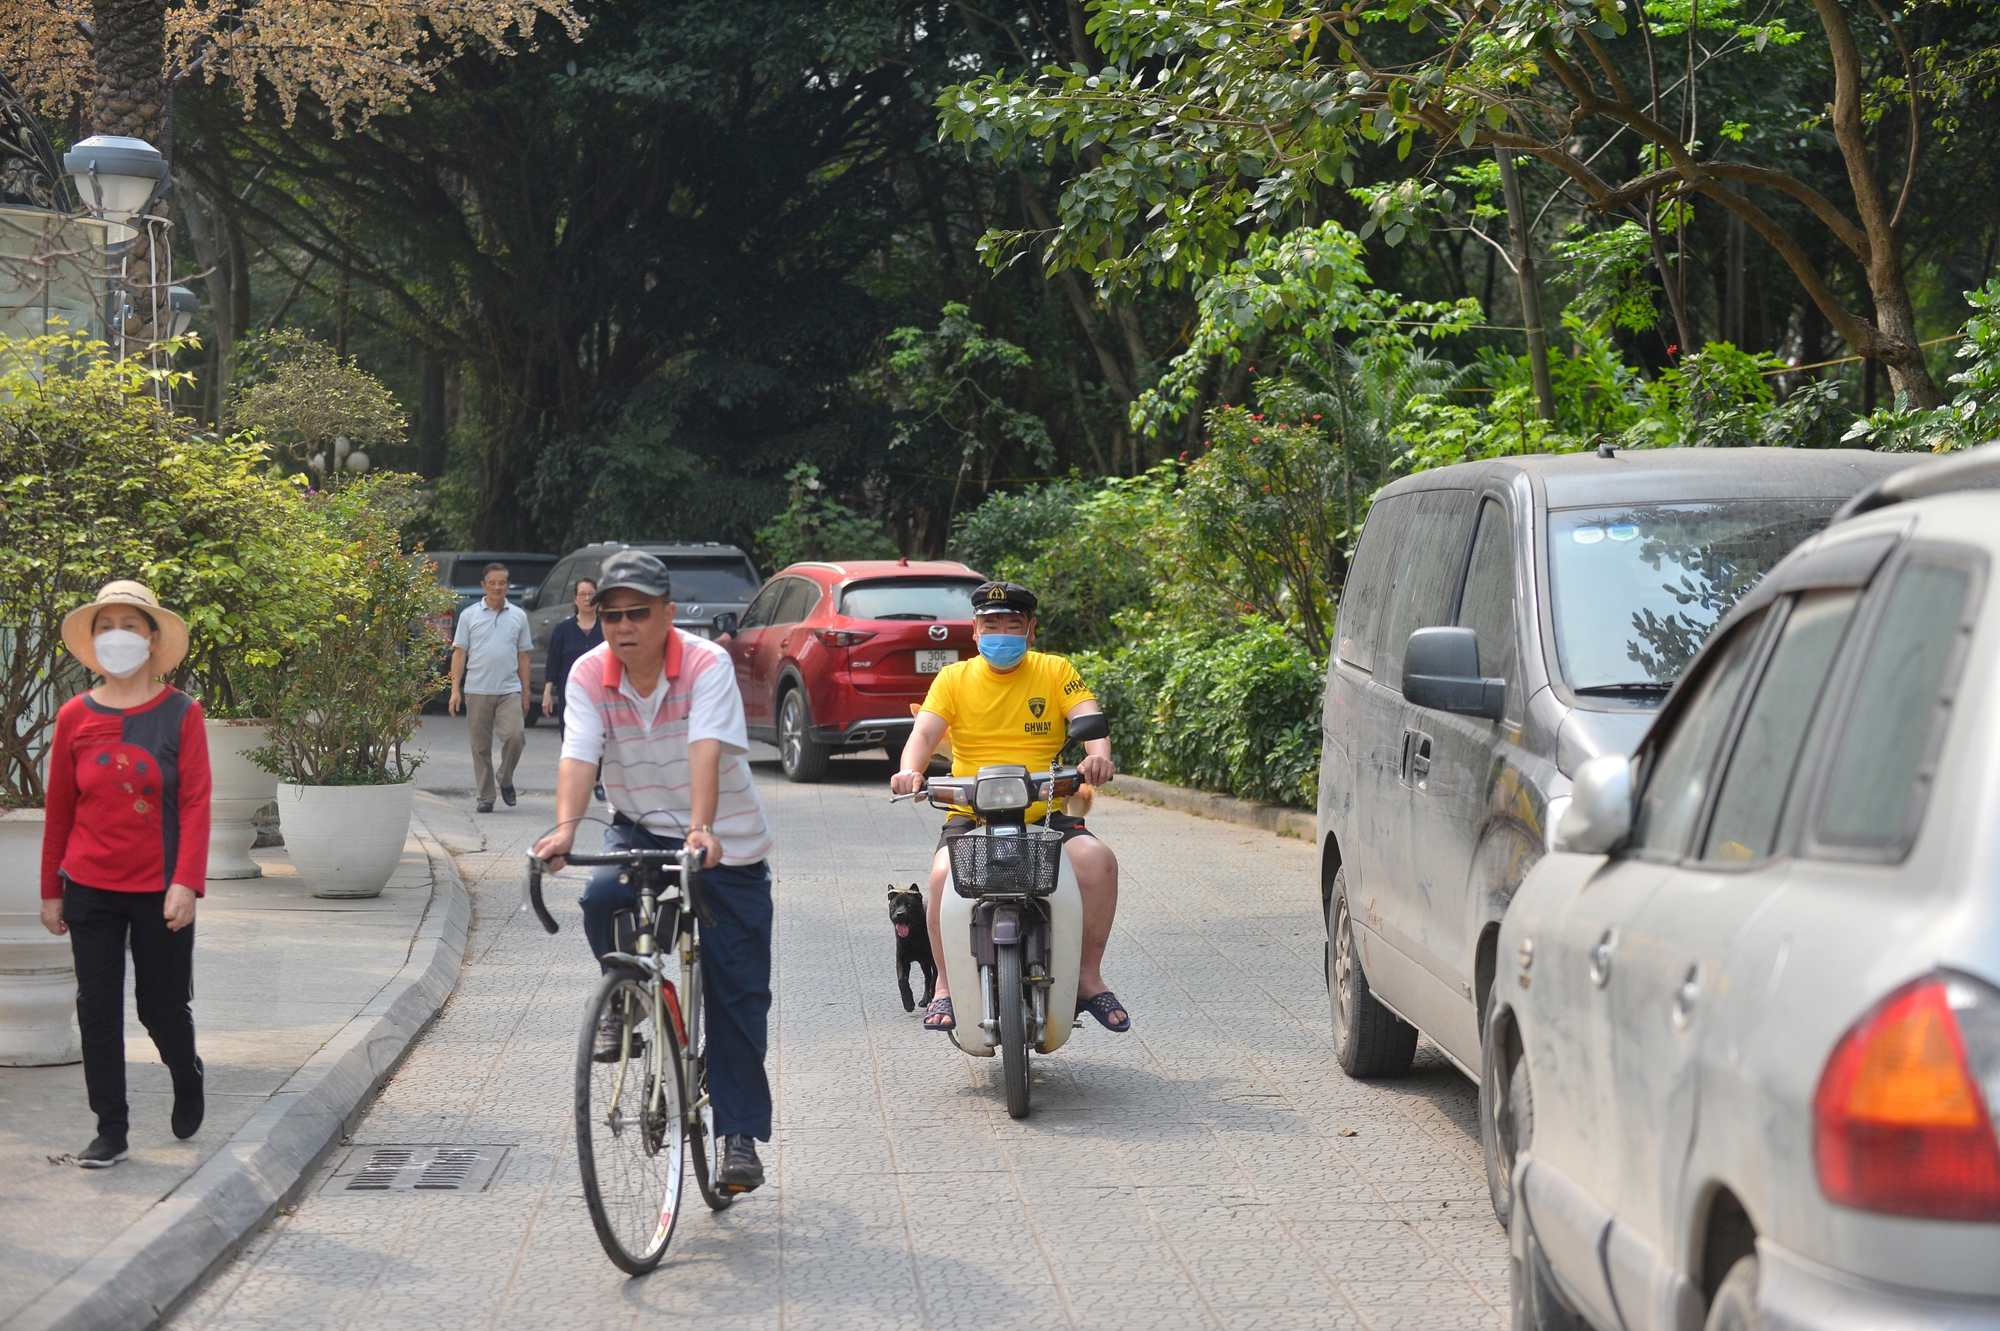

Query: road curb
[1099,773,1317,843]
[5,815,471,1331]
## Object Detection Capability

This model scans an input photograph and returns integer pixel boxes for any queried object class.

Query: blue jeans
[578,819,774,1140]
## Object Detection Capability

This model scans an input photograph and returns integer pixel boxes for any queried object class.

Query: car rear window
[655,558,760,603]
[839,579,981,621]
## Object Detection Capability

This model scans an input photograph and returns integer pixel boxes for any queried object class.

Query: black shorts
[936,811,1093,852]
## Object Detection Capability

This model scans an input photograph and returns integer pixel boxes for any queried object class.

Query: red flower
[1667,344,1679,355]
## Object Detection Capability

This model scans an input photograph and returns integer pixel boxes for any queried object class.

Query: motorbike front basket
[949,825,1064,898]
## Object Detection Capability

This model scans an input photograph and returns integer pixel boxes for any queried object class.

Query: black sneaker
[500,785,517,807]
[593,1012,645,1063]
[172,1057,205,1140]
[476,800,494,813]
[78,1134,129,1168]
[717,1135,764,1193]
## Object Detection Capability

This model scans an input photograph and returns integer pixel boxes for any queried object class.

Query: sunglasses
[597,605,659,624]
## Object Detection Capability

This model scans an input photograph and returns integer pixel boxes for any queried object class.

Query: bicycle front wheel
[576,972,687,1274]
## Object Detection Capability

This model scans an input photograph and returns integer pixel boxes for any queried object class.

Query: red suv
[720,559,983,782]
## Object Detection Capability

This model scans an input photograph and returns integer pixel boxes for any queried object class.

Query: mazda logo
[929,623,948,641]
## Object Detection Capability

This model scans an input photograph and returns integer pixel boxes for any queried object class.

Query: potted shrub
[251,477,450,899]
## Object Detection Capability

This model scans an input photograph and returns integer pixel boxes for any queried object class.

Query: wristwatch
[691,825,714,836]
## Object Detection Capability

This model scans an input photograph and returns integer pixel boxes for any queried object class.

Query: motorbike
[893,711,1112,1118]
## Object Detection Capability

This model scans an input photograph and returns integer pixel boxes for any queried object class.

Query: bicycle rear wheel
[576,972,687,1274]
[687,1043,735,1211]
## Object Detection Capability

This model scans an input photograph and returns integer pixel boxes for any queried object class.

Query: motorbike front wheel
[997,943,1030,1118]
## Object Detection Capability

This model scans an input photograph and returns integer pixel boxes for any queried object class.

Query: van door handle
[1672,965,1701,1031]
[1402,729,1432,786]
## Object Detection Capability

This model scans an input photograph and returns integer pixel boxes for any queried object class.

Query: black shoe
[717,1135,764,1193]
[593,1012,645,1063]
[78,1134,129,1168]
[172,1057,205,1140]
[476,800,494,813]
[500,784,517,807]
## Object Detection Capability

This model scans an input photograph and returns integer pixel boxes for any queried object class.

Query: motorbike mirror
[1066,711,1110,744]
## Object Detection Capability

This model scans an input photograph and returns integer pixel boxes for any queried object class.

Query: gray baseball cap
[594,549,673,601]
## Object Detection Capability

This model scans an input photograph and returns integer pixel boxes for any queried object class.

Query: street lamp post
[61,132,180,379]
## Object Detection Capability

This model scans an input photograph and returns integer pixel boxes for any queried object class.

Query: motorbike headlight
[973,774,1031,815]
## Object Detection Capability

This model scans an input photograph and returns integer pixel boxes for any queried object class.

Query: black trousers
[63,881,199,1138]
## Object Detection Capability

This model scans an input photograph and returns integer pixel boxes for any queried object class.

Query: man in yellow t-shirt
[889,581,1126,1035]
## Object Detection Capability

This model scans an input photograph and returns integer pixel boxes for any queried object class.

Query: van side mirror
[1403,627,1506,720]
[1066,711,1111,744]
[520,586,540,610]
[1554,754,1634,854]
[712,611,739,638]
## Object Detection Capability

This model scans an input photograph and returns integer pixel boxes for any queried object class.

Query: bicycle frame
[527,846,710,1112]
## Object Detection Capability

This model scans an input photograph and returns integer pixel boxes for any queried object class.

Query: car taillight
[1814,973,2000,1220]
[814,629,876,648]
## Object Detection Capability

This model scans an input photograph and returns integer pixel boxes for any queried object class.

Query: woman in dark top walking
[39,581,212,1168]
[541,577,603,730]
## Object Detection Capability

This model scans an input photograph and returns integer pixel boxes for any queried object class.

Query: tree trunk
[417,348,449,479]
[1496,150,1556,421]
[87,0,166,142]
[1812,0,1942,406]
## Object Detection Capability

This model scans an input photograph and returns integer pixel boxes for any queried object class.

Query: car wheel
[778,688,830,783]
[1325,872,1418,1078]
[1509,1178,1590,1331]
[1481,1005,1532,1228]
[1703,1257,1762,1331]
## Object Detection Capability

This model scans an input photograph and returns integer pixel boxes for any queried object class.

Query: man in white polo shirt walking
[448,562,534,813]
[530,549,775,1194]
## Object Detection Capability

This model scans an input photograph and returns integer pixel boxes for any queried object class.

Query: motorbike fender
[940,847,1083,1056]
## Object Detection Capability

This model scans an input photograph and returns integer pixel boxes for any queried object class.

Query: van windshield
[1548,499,1838,695]
[839,579,981,621]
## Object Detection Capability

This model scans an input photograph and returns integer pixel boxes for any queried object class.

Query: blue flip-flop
[924,996,956,1032]
[1078,991,1131,1032]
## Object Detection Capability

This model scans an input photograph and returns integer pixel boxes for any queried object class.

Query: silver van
[1316,448,1910,1115]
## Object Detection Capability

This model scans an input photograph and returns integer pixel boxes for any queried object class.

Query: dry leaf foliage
[0,0,583,128]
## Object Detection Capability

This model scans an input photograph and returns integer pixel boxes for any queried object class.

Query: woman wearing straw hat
[38,581,212,1168]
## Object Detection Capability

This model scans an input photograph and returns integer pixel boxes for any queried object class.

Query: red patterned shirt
[41,688,212,898]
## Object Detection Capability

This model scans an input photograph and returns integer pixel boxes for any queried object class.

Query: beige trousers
[465,692,525,804]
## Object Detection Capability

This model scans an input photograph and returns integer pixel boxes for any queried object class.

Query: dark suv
[523,542,762,696]
[1317,447,1913,1094]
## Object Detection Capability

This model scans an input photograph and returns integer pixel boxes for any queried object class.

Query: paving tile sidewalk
[0,808,467,1330]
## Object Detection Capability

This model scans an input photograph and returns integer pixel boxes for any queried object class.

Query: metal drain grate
[320,1145,512,1195]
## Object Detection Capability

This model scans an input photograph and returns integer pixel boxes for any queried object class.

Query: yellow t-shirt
[920,650,1096,817]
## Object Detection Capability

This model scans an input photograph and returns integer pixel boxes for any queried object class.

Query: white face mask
[93,629,153,679]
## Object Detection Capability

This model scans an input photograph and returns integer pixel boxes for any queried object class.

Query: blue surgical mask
[978,633,1028,669]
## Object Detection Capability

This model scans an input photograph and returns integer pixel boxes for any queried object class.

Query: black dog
[888,883,937,1013]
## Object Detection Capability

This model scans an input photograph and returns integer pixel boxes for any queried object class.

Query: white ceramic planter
[0,809,81,1066]
[206,719,277,880]
[275,781,415,899]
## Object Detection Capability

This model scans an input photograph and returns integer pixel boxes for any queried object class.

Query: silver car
[1316,449,1907,1143]
[1495,446,2000,1330]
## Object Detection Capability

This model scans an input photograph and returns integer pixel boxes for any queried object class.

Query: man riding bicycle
[530,549,774,1194]
[888,580,1127,1034]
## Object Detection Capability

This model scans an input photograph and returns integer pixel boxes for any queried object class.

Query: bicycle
[524,842,736,1274]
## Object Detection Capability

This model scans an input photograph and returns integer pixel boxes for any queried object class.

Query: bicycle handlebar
[522,846,711,935]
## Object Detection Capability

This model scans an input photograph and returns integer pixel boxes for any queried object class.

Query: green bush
[1079,619,1323,809]
[0,333,344,802]
[250,475,453,785]
[753,462,898,569]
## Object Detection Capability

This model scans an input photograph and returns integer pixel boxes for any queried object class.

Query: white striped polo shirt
[560,630,774,865]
